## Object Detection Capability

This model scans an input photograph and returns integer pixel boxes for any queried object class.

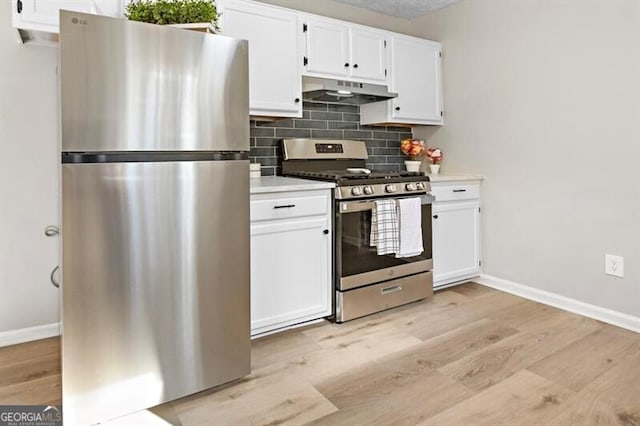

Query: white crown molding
[477,274,640,334]
[0,322,60,347]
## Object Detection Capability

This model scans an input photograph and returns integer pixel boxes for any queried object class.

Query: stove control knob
[416,182,426,190]
[385,184,397,193]
[405,183,417,191]
[351,186,363,196]
[363,186,374,195]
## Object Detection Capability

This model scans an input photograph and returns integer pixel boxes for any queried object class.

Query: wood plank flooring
[1,282,639,425]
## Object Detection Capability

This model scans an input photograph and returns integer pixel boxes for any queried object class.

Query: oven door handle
[339,200,376,213]
[339,194,434,213]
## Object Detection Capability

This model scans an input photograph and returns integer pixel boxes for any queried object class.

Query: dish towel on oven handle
[396,197,424,258]
[370,199,399,255]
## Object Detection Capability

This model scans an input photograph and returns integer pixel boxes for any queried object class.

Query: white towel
[396,197,424,258]
[370,199,399,255]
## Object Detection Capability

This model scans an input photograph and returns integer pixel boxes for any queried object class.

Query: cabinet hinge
[17,0,23,13]
[303,56,308,66]
[303,23,307,33]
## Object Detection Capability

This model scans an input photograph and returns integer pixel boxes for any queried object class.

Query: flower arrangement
[400,138,425,160]
[426,147,443,164]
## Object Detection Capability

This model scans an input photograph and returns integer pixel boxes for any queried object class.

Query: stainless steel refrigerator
[59,11,250,426]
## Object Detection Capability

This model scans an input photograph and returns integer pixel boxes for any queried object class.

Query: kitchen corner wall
[249,102,413,176]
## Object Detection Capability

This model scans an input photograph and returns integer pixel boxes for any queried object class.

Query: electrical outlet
[605,254,624,278]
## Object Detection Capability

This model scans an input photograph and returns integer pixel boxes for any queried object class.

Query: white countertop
[427,174,485,183]
[250,176,336,194]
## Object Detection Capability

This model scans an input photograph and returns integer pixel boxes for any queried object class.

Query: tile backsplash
[249,101,413,176]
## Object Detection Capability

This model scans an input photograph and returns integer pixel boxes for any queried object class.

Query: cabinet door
[350,27,387,83]
[390,36,442,123]
[432,201,481,286]
[305,17,350,79]
[221,1,302,117]
[15,0,121,31]
[250,216,331,335]
[93,0,122,17]
[17,0,94,27]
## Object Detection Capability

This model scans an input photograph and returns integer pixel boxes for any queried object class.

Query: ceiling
[331,0,461,19]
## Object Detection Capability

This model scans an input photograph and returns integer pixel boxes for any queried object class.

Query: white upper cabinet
[349,27,387,82]
[304,17,350,79]
[13,0,122,33]
[361,34,443,126]
[304,16,388,84]
[391,35,442,123]
[219,0,302,117]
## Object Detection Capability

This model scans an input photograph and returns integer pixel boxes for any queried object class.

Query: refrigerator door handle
[50,265,60,288]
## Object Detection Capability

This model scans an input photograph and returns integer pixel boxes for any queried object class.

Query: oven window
[338,202,432,278]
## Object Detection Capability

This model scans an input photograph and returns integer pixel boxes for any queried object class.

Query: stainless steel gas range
[282,139,434,322]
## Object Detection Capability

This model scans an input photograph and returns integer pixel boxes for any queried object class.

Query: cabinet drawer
[431,183,479,202]
[251,195,328,221]
[336,272,433,322]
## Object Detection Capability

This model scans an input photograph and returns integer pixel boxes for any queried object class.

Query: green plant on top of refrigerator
[126,0,219,29]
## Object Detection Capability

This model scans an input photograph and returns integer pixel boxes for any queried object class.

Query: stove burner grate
[288,169,423,182]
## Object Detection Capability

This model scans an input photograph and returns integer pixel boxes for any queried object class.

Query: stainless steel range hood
[302,77,397,105]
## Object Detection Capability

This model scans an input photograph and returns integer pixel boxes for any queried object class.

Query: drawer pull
[453,189,467,193]
[381,285,402,295]
[273,204,296,209]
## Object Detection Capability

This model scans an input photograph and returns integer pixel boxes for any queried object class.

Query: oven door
[335,194,434,291]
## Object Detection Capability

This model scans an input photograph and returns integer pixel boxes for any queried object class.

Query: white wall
[412,0,640,318]
[0,1,60,344]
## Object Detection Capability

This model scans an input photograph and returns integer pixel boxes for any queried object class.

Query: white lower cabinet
[431,181,481,288]
[250,189,332,336]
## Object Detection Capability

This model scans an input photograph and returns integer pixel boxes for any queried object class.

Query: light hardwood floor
[1,282,639,425]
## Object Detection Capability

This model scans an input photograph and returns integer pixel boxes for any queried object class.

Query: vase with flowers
[426,147,443,174]
[400,138,425,172]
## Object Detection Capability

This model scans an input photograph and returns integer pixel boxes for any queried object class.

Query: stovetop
[281,139,431,199]
[285,169,428,186]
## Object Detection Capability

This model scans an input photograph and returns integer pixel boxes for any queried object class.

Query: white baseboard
[0,322,60,347]
[477,274,640,333]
